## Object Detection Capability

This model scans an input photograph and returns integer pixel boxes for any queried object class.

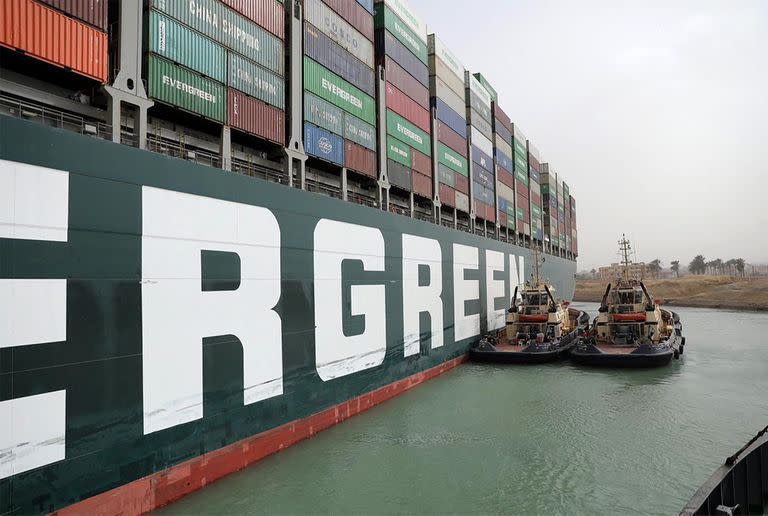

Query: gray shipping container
[388,159,412,190]
[430,76,464,118]
[228,53,285,110]
[438,163,456,187]
[304,22,375,96]
[304,92,344,136]
[470,110,493,142]
[428,55,464,98]
[344,114,376,151]
[305,0,373,69]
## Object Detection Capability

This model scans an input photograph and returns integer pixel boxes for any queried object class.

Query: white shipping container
[456,190,470,212]
[430,76,465,117]
[429,56,464,98]
[495,135,513,158]
[466,72,492,110]
[471,126,493,157]
[380,0,427,42]
[427,34,464,82]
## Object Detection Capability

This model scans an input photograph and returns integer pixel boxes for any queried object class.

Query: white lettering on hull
[486,250,506,331]
[141,187,282,435]
[402,234,443,357]
[453,244,480,341]
[314,220,386,381]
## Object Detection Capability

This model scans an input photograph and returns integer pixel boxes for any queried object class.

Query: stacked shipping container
[527,141,544,242]
[486,85,515,233]
[466,74,495,223]
[0,0,109,82]
[427,34,469,213]
[513,124,530,236]
[303,0,377,177]
[375,0,432,198]
[144,0,286,143]
[540,163,559,251]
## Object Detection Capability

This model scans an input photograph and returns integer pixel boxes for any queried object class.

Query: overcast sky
[412,0,767,271]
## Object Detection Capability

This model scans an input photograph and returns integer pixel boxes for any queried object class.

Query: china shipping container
[321,0,374,41]
[383,57,429,108]
[148,56,225,122]
[148,0,284,75]
[0,0,108,82]
[228,88,285,144]
[375,29,428,87]
[304,23,375,96]
[228,53,285,109]
[344,113,376,151]
[304,57,376,124]
[305,92,343,136]
[345,140,377,178]
[305,0,373,68]
[220,0,285,39]
[386,82,430,132]
[304,123,344,166]
[37,0,107,31]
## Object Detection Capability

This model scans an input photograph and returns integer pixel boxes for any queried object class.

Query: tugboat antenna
[619,234,633,283]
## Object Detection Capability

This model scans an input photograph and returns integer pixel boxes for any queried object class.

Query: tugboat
[571,236,685,367]
[471,248,589,364]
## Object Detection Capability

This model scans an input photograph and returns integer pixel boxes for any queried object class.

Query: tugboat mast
[618,235,633,283]
[531,246,543,287]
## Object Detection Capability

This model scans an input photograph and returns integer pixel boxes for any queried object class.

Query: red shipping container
[531,191,541,207]
[516,220,524,233]
[498,168,514,188]
[320,0,373,41]
[492,103,511,132]
[412,171,432,199]
[516,178,529,199]
[485,204,496,223]
[437,121,468,158]
[455,174,469,194]
[220,0,285,39]
[228,89,285,144]
[528,154,540,170]
[411,149,432,177]
[345,140,377,178]
[386,82,430,133]
[36,0,107,31]
[0,0,108,82]
[381,56,429,108]
[440,184,456,207]
[499,211,508,227]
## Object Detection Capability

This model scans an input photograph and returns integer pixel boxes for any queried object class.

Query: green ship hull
[0,115,575,513]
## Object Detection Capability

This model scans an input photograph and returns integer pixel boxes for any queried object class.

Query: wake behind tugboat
[572,236,686,368]
[471,248,590,364]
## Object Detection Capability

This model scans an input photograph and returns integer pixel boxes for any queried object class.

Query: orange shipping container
[0,0,107,82]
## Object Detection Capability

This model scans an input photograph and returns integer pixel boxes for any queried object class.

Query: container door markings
[0,159,68,479]
[402,234,443,357]
[141,186,282,435]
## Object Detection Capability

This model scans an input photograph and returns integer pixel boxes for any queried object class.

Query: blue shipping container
[433,98,467,138]
[473,166,494,188]
[305,123,344,165]
[495,148,512,173]
[529,166,541,184]
[494,122,512,145]
[472,181,494,204]
[471,145,493,173]
[357,0,374,14]
[499,197,508,212]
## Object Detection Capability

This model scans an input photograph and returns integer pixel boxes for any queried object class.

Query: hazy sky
[412,0,767,270]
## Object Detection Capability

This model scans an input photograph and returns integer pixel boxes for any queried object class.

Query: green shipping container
[228,53,284,109]
[148,0,283,75]
[303,58,375,125]
[386,110,431,156]
[472,73,497,103]
[374,5,428,65]
[304,92,343,136]
[437,142,467,176]
[147,11,226,83]
[387,136,411,167]
[148,56,225,122]
[514,138,526,157]
[516,207,524,220]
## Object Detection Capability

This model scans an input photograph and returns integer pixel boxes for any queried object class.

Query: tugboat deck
[593,345,638,355]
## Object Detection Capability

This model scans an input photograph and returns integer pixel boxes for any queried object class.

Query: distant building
[598,262,646,281]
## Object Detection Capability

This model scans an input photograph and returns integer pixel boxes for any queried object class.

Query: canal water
[158,305,768,515]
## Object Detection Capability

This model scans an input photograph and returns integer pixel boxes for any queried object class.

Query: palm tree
[689,255,706,275]
[671,260,680,278]
[590,268,597,279]
[713,258,723,276]
[735,258,746,277]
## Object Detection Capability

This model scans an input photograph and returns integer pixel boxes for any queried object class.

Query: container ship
[0,0,579,513]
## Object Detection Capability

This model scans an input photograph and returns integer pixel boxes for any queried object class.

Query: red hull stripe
[52,354,468,516]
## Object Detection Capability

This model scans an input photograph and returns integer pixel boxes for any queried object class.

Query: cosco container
[387,159,412,190]
[411,149,431,177]
[438,164,456,187]
[303,57,376,124]
[220,0,285,39]
[374,5,428,65]
[375,30,428,87]
[412,171,432,198]
[304,92,343,136]
[383,57,429,108]
[37,0,107,31]
[437,143,467,176]
[386,110,431,156]
[228,88,284,143]
[437,121,467,158]
[455,190,470,212]
[387,137,411,167]
[439,184,456,207]
[344,114,376,151]
[304,23,375,96]
[148,56,225,121]
[147,12,226,83]
[322,0,374,41]
[305,0,373,68]
[228,53,284,109]
[434,98,467,138]
[345,140,377,178]
[304,123,344,165]
[495,148,512,172]
[386,82,430,132]
[0,0,108,82]
[148,0,283,75]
